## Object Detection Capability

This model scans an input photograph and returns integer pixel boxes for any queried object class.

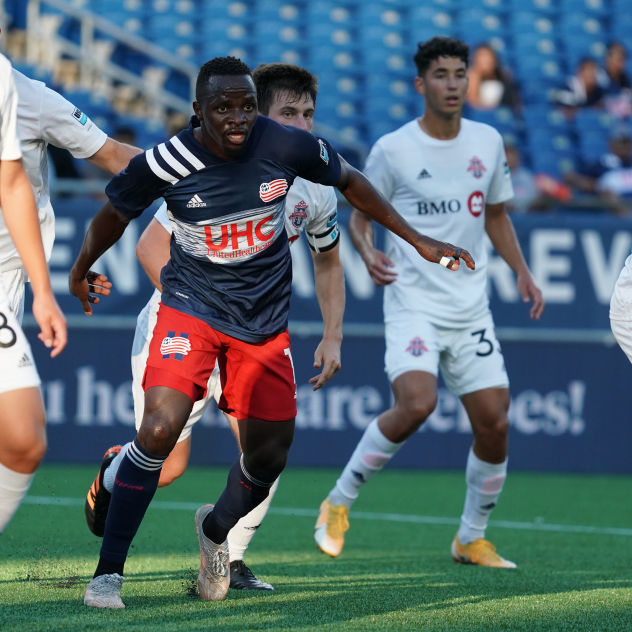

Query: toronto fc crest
[467,156,487,179]
[289,200,308,228]
[406,337,428,357]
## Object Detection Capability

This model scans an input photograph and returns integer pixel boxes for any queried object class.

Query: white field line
[22,495,632,537]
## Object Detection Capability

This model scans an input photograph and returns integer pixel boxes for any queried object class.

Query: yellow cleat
[451,536,517,568]
[314,499,349,557]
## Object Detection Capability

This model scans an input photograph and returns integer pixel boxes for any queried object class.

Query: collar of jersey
[181,115,265,165]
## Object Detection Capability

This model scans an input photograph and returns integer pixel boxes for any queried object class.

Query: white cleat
[83,573,125,609]
[195,504,230,601]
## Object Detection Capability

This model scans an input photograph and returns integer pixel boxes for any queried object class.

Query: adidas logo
[187,194,206,208]
[418,169,432,179]
[18,353,32,368]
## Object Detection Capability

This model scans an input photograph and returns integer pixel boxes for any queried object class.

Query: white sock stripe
[126,443,165,471]
[126,451,163,471]
[239,454,272,488]
[130,441,166,465]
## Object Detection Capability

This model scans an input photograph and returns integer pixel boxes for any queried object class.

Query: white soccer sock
[328,418,403,510]
[0,461,34,533]
[103,442,132,493]
[457,448,507,545]
[228,477,279,562]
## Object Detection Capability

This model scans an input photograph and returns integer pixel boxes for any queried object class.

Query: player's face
[414,57,468,118]
[265,91,315,133]
[194,75,258,157]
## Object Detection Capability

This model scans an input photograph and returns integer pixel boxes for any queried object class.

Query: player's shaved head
[196,56,254,103]
[414,37,469,77]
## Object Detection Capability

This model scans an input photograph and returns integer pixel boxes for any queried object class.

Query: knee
[400,396,437,428]
[5,428,47,474]
[477,413,509,445]
[137,413,180,454]
[244,444,290,483]
[158,464,185,487]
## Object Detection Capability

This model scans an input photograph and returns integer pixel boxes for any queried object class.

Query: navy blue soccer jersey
[106,116,341,342]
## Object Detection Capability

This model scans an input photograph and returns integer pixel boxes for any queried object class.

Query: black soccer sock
[203,455,273,545]
[94,557,125,578]
[95,438,166,577]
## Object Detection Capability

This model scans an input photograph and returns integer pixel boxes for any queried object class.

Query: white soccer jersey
[365,118,514,326]
[0,70,107,272]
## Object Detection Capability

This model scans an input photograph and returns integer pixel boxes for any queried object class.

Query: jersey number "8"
[0,312,17,349]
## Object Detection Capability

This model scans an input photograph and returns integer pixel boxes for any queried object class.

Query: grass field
[1,465,631,631]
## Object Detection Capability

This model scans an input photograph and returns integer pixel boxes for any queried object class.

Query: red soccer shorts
[143,304,297,421]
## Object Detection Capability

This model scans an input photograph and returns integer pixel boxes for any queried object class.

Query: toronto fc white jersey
[0,70,107,273]
[365,118,514,326]
[0,54,22,303]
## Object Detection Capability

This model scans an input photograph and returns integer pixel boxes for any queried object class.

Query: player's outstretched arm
[485,202,544,320]
[1,159,67,356]
[86,138,143,175]
[69,202,131,315]
[336,157,475,271]
[309,243,345,391]
[348,209,398,286]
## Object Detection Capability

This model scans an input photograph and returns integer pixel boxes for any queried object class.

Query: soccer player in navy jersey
[69,56,474,608]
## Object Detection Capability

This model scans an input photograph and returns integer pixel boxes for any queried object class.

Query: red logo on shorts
[406,337,428,357]
[161,331,191,361]
[468,191,485,217]
[467,156,487,179]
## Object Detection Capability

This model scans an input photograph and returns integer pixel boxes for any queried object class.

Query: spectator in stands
[599,42,631,95]
[564,123,632,215]
[466,44,520,113]
[555,58,605,112]
[505,143,537,213]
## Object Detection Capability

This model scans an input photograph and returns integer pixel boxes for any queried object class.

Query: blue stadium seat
[612,0,632,12]
[358,4,404,28]
[311,48,360,73]
[522,106,571,131]
[200,0,251,21]
[306,2,353,26]
[513,34,559,57]
[361,48,414,77]
[459,0,507,11]
[256,44,304,65]
[520,80,558,105]
[559,15,605,38]
[508,0,558,14]
[255,1,303,24]
[308,23,356,50]
[365,120,402,146]
[200,19,249,43]
[456,10,508,45]
[513,56,564,84]
[578,129,609,162]
[410,7,454,33]
[560,0,608,17]
[255,21,303,48]
[467,107,517,134]
[574,109,613,131]
[611,16,632,42]
[563,37,607,70]
[317,72,362,100]
[509,12,555,36]
[358,26,406,51]
[530,153,576,178]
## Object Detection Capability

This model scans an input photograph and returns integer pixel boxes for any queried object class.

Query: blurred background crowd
[1,0,632,214]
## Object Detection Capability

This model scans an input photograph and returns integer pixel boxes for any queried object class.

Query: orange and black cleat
[85,446,121,537]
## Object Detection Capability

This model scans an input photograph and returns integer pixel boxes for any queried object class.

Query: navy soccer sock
[203,455,273,545]
[94,438,166,578]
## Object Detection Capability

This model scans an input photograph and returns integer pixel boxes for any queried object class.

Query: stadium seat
[256,44,304,66]
[361,48,414,77]
[508,0,558,14]
[513,56,564,84]
[366,120,402,146]
[200,0,252,21]
[520,80,560,105]
[468,107,517,134]
[611,16,632,42]
[410,7,454,33]
[456,9,508,45]
[522,105,571,131]
[310,48,360,72]
[358,26,406,51]
[308,23,356,51]
[357,4,404,28]
[530,153,576,178]
[509,12,555,36]
[560,0,608,17]
[578,130,609,162]
[559,14,605,38]
[306,2,353,26]
[513,34,559,57]
[574,109,613,131]
[255,0,303,23]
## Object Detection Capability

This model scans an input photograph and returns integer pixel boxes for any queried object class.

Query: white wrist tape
[440,256,452,268]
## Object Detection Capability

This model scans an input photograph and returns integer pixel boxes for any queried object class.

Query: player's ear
[414,76,425,97]
[193,101,203,119]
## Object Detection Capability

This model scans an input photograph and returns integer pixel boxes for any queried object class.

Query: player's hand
[32,290,67,357]
[415,236,475,271]
[517,270,545,320]
[363,247,398,286]
[69,270,112,316]
[309,336,342,391]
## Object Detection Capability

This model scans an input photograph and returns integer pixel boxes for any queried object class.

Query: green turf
[1,465,631,631]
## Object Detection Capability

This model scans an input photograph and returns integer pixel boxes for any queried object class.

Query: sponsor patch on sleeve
[318,139,329,164]
[327,211,338,228]
[504,161,510,176]
[72,107,87,125]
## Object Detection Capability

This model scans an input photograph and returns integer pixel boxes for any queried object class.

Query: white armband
[306,223,340,254]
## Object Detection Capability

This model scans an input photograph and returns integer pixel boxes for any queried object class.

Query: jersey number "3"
[471,329,494,357]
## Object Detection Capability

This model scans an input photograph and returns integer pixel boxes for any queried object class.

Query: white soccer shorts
[384,309,509,396]
[1,268,27,325]
[0,290,40,395]
[610,264,632,363]
[131,294,222,442]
